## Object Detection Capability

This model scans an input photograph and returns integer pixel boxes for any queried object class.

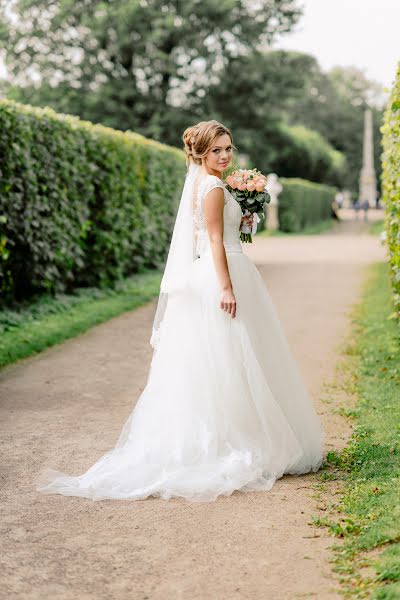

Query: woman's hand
[240,214,254,229]
[220,286,236,318]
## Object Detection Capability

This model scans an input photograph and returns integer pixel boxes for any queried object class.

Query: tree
[202,50,316,162]
[195,50,345,185]
[283,63,385,192]
[0,0,302,141]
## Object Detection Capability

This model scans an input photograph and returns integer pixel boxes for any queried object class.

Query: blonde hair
[182,120,234,170]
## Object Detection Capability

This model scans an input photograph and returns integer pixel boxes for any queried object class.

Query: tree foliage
[0,2,384,191]
[283,63,384,191]
[0,0,302,140]
[203,50,346,185]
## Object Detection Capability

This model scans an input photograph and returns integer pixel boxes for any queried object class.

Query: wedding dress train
[36,173,325,502]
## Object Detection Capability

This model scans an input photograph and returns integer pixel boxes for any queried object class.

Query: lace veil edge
[150,159,202,350]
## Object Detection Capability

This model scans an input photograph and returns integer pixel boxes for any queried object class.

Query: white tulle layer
[36,251,325,502]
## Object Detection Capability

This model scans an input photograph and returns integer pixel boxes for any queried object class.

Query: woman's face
[203,133,233,174]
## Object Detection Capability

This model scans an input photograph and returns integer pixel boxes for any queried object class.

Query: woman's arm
[203,187,236,318]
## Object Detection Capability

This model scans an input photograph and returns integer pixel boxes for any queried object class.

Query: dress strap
[199,176,226,208]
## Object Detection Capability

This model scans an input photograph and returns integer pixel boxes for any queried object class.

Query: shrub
[278,177,336,232]
[268,123,346,188]
[381,62,400,317]
[0,99,185,303]
[0,99,340,306]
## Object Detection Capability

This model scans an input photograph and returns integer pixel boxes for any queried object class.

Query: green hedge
[0,99,185,304]
[277,177,336,232]
[381,63,400,317]
[0,99,339,305]
[270,123,346,188]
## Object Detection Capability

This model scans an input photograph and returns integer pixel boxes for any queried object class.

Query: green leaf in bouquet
[256,191,270,204]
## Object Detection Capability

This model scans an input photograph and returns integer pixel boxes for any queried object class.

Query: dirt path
[0,211,386,600]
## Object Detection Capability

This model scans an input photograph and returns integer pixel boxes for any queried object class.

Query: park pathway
[0,210,386,600]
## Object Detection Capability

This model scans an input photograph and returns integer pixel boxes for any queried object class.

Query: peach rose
[246,180,256,192]
[255,181,265,192]
[238,182,247,191]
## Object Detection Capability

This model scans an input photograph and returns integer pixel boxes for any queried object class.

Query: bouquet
[225,168,271,243]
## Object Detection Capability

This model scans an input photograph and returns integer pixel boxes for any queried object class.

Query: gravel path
[0,210,386,599]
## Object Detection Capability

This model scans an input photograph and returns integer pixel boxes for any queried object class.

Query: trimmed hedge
[0,99,185,303]
[277,178,336,232]
[381,63,400,317]
[271,123,346,188]
[0,99,339,306]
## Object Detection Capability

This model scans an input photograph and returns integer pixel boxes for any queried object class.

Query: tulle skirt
[35,251,325,502]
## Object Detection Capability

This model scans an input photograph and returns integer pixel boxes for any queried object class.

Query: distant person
[335,192,344,209]
[361,199,369,222]
[354,199,361,220]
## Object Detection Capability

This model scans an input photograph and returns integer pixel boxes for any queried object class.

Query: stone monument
[359,108,377,208]
[265,173,282,231]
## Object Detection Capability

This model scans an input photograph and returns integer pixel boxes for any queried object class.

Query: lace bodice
[193,174,243,257]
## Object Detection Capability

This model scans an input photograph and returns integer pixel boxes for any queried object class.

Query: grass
[311,261,400,598]
[369,220,385,236]
[259,218,334,237]
[0,216,336,369]
[0,268,162,369]
[0,216,387,372]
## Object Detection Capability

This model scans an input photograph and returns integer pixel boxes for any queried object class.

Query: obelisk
[359,108,377,207]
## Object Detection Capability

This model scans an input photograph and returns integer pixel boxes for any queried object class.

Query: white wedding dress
[36,172,325,502]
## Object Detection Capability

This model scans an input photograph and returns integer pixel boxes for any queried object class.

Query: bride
[36,120,325,502]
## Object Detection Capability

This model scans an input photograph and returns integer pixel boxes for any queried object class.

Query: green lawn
[369,220,385,236]
[0,268,162,369]
[0,218,386,373]
[0,218,335,369]
[313,262,400,598]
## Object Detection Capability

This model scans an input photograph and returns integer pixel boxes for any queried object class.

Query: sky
[276,0,399,92]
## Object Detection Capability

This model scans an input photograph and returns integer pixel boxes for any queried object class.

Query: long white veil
[150,159,202,350]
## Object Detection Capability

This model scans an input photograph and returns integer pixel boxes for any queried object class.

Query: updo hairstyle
[182,120,234,170]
